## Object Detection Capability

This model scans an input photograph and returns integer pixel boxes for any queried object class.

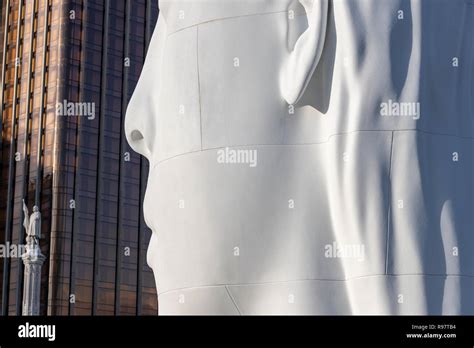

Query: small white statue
[22,200,41,247]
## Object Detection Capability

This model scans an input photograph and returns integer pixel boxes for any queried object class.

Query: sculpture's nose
[125,16,168,161]
[125,90,155,160]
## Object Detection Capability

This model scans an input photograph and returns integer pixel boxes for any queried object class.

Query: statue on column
[22,200,41,248]
[21,199,45,316]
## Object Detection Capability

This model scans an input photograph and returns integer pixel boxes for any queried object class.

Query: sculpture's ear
[280,0,329,105]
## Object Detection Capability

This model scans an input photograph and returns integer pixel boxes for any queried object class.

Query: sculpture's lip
[142,196,156,234]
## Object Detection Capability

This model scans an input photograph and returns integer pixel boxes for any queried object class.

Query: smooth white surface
[125,0,474,315]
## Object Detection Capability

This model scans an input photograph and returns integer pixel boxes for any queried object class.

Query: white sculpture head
[124,0,474,315]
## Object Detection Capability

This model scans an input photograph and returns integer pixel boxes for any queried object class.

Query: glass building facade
[0,0,159,315]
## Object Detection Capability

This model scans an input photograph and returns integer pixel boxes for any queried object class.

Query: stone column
[22,245,45,315]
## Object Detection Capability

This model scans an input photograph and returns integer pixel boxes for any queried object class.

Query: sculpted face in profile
[125,0,474,315]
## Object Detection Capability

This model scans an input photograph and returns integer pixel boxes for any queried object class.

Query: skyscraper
[0,0,159,315]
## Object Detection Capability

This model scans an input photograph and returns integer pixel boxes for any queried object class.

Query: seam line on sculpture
[196,26,203,151]
[166,10,307,36]
[225,285,242,315]
[157,273,474,296]
[384,130,394,275]
[151,128,474,169]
